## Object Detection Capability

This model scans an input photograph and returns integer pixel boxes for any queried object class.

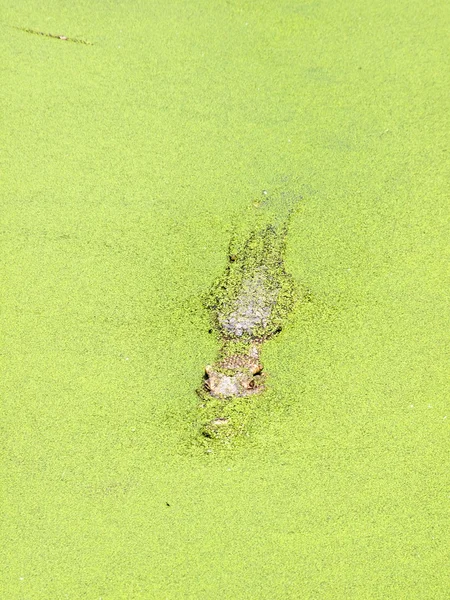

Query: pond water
[2,0,448,597]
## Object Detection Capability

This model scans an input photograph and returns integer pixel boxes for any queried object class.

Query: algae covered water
[1,0,449,598]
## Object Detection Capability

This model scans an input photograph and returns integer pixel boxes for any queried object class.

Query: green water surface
[1,0,449,597]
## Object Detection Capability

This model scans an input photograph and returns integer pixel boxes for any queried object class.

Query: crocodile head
[203,362,265,399]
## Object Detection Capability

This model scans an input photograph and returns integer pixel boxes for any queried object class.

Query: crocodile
[200,222,297,400]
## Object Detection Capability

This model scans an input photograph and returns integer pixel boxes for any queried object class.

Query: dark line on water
[13,26,93,45]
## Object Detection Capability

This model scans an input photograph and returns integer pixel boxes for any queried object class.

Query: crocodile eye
[248,380,256,389]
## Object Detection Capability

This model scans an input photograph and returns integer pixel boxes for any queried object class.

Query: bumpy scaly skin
[201,224,296,399]
[205,225,295,341]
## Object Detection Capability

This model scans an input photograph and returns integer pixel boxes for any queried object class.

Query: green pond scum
[2,0,449,598]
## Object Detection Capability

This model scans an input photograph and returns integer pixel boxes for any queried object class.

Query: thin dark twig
[13,26,93,45]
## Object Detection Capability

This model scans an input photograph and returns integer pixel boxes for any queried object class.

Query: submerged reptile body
[201,224,296,400]
[206,225,295,341]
